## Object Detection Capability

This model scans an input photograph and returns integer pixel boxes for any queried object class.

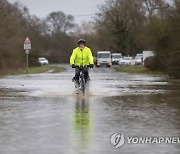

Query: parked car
[111,53,122,65]
[135,53,143,59]
[119,57,132,66]
[135,57,143,65]
[96,51,112,67]
[38,57,49,65]
[134,53,143,65]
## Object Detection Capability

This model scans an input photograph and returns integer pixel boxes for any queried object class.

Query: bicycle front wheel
[80,75,85,94]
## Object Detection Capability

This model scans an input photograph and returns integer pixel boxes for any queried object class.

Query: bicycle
[73,66,89,95]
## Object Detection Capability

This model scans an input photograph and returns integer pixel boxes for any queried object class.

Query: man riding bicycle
[70,39,94,85]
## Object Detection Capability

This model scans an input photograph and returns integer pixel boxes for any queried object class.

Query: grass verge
[7,66,65,76]
[115,66,164,75]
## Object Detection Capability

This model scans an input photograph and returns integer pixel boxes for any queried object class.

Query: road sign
[24,44,31,50]
[24,37,31,74]
[25,50,29,54]
[24,37,31,43]
[24,37,31,50]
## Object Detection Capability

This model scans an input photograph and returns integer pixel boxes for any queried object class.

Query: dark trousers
[75,67,89,81]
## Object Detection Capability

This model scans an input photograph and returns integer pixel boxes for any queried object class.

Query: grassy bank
[7,66,65,76]
[115,66,164,75]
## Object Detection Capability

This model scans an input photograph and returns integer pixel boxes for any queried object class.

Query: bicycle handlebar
[75,65,90,68]
[72,64,93,69]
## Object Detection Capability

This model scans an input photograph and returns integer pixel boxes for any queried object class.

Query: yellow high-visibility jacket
[70,47,94,66]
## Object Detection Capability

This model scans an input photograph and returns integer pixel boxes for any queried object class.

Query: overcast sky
[7,0,105,24]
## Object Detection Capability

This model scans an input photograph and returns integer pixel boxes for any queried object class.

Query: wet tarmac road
[0,65,180,154]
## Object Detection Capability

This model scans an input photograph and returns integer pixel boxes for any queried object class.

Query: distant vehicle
[135,57,143,65]
[136,53,143,59]
[111,53,122,65]
[96,51,112,67]
[38,57,49,65]
[119,57,132,66]
[143,51,155,65]
[135,53,143,65]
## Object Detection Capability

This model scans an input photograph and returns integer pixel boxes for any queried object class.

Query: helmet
[78,39,86,45]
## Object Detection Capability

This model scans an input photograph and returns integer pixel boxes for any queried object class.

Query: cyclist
[70,39,94,85]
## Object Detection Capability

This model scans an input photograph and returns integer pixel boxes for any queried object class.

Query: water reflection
[71,96,93,151]
[101,92,180,136]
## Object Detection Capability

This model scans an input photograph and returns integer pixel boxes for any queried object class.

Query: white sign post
[24,37,31,73]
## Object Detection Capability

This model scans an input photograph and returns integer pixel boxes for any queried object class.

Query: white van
[143,51,155,63]
[96,51,112,67]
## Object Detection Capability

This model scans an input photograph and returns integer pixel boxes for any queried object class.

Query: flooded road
[0,65,180,154]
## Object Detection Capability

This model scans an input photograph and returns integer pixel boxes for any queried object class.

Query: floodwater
[0,65,180,154]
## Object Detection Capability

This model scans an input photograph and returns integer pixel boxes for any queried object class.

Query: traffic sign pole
[26,50,29,73]
[24,37,31,74]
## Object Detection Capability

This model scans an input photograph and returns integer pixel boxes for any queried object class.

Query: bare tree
[142,0,166,18]
[46,11,75,34]
[95,0,144,55]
